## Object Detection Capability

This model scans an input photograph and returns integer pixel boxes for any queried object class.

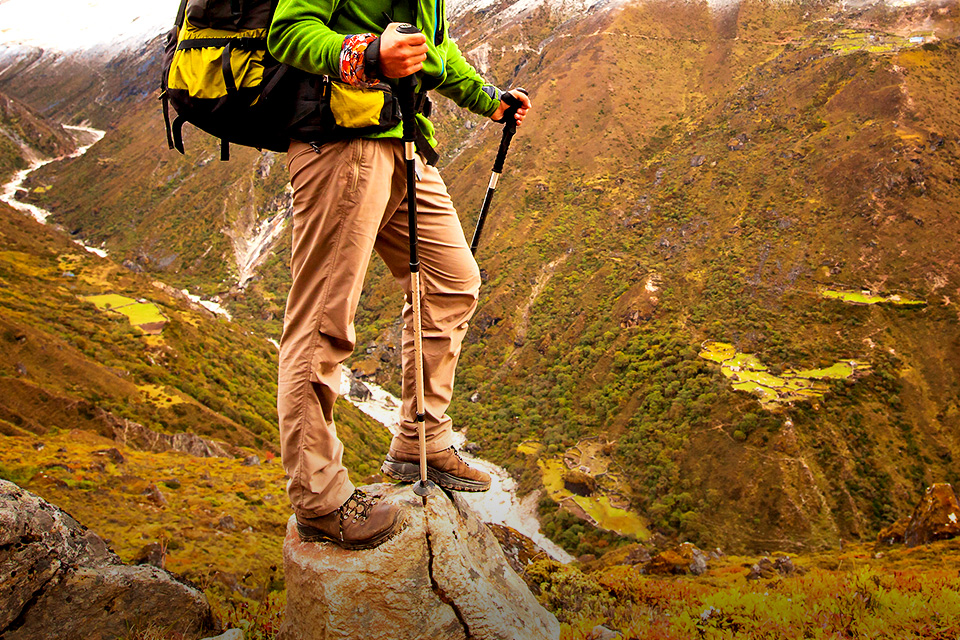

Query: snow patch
[0,0,173,53]
[181,290,233,320]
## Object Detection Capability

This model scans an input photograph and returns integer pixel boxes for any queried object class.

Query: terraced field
[83,294,168,334]
[530,441,649,540]
[821,288,927,307]
[699,341,869,410]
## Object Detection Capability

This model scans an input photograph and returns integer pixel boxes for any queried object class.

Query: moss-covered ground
[540,538,960,639]
[0,430,288,584]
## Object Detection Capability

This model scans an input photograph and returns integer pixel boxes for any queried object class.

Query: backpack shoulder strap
[174,0,189,28]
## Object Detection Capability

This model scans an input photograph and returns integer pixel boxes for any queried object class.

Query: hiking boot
[381,446,491,492]
[295,488,406,550]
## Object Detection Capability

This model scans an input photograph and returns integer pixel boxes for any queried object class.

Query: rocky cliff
[0,479,218,640]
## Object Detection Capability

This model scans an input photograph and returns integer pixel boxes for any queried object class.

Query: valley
[1,0,960,636]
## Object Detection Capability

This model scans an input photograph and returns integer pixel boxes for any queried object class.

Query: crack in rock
[425,506,473,639]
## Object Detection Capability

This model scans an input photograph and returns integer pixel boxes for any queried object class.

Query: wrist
[340,33,379,87]
[481,85,503,119]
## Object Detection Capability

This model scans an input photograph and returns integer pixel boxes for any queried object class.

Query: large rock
[877,515,911,545]
[644,542,708,576]
[562,470,597,497]
[110,416,232,458]
[904,484,960,547]
[488,523,545,576]
[281,484,560,640]
[0,480,217,639]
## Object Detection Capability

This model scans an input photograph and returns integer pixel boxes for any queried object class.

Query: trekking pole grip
[500,89,526,123]
[493,88,527,171]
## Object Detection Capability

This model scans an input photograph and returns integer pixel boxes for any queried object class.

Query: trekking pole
[396,23,436,500]
[470,88,528,255]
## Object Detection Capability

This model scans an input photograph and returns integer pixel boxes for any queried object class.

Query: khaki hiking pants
[278,138,481,518]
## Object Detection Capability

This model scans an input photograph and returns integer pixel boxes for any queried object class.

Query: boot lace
[339,488,378,524]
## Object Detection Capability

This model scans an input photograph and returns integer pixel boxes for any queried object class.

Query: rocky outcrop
[875,484,960,547]
[0,480,217,639]
[644,542,708,576]
[488,523,547,575]
[877,515,911,545]
[562,470,597,496]
[281,484,560,640]
[110,415,232,458]
[746,555,804,581]
[904,483,960,547]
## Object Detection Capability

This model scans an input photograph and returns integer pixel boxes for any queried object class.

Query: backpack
[160,0,296,160]
[160,0,434,162]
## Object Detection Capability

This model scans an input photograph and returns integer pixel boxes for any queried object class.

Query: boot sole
[380,456,491,492]
[296,510,407,550]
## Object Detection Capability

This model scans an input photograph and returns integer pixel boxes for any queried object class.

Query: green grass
[138,384,186,406]
[84,293,138,309]
[792,362,857,379]
[83,294,168,329]
[572,494,649,540]
[821,289,926,307]
[700,342,868,410]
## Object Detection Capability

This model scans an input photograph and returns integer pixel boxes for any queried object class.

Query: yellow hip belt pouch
[329,81,399,130]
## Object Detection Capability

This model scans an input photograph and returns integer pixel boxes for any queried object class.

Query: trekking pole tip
[413,479,437,498]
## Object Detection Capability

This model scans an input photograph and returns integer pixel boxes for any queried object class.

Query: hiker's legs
[278,139,405,518]
[374,155,481,456]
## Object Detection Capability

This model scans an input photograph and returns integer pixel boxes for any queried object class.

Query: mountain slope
[0,90,75,182]
[0,199,388,475]
[7,0,960,553]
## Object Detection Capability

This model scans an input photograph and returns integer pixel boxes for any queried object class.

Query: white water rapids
[339,367,574,563]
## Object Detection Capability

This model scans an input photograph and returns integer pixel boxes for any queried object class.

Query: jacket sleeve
[435,39,501,118]
[269,0,347,78]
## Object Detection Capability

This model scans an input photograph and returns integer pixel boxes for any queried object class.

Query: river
[1,127,236,319]
[1,124,108,256]
[339,368,574,563]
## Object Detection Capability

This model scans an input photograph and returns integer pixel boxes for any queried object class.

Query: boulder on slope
[644,542,708,576]
[281,483,560,640]
[0,479,216,640]
[904,483,960,547]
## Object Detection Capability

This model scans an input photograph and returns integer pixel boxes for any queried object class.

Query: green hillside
[0,199,388,471]
[11,0,960,555]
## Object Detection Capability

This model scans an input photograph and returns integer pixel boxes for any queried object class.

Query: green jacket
[269,0,501,147]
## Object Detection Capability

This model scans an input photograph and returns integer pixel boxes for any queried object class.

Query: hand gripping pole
[470,88,528,256]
